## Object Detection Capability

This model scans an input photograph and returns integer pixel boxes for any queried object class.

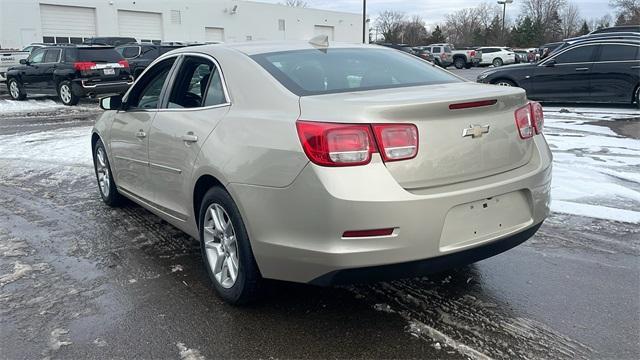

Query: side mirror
[100,95,123,111]
[544,60,556,67]
[19,59,28,65]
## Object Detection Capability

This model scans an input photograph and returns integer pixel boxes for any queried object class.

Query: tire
[465,63,473,69]
[58,80,79,106]
[492,58,504,67]
[434,59,442,67]
[7,78,26,100]
[635,86,640,109]
[93,139,123,207]
[199,187,262,305]
[493,79,516,87]
[454,57,466,69]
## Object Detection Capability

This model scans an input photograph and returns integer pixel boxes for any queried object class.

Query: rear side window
[44,49,60,63]
[554,45,596,64]
[432,47,441,53]
[119,46,140,59]
[166,56,226,108]
[598,44,638,62]
[77,48,122,62]
[251,48,461,96]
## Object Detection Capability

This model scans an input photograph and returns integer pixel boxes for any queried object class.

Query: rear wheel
[635,86,640,109]
[199,187,262,304]
[58,80,79,106]
[492,58,504,67]
[465,63,473,69]
[7,79,26,100]
[454,57,465,69]
[494,79,516,87]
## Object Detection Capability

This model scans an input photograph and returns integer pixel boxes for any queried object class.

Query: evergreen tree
[578,21,590,35]
[431,26,446,43]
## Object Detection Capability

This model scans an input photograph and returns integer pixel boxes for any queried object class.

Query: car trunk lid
[298,82,533,190]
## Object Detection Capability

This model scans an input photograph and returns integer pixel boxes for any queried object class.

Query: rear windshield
[251,48,461,96]
[77,48,122,62]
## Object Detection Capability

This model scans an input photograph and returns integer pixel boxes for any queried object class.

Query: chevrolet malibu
[92,40,552,304]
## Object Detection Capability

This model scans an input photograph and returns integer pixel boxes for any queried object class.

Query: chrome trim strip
[119,187,187,223]
[150,162,182,174]
[114,155,149,166]
[82,79,134,89]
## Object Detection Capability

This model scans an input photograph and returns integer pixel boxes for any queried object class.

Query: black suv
[83,37,138,47]
[6,45,133,105]
[116,43,183,78]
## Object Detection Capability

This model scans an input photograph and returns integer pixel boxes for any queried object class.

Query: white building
[0,0,364,49]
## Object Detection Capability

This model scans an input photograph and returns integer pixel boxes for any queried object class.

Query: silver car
[92,41,552,304]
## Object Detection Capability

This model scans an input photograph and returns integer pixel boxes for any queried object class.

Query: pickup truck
[1,50,29,83]
[451,47,483,69]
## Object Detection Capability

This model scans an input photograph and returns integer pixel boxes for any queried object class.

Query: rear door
[148,54,230,219]
[42,49,61,90]
[110,56,177,200]
[530,44,598,101]
[590,43,640,102]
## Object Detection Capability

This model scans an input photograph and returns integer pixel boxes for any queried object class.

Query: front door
[530,44,598,102]
[109,56,177,200]
[21,48,46,90]
[148,55,230,220]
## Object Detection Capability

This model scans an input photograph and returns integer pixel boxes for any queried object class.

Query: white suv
[477,47,516,67]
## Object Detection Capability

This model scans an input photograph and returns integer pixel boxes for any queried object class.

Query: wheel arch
[193,174,225,226]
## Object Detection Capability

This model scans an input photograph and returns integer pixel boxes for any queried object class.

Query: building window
[55,37,70,44]
[43,36,55,43]
[70,37,83,44]
[278,19,285,31]
[170,10,181,24]
[246,35,252,41]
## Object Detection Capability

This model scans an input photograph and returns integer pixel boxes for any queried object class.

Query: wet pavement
[0,95,639,359]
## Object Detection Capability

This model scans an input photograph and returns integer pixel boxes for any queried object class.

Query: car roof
[174,41,381,56]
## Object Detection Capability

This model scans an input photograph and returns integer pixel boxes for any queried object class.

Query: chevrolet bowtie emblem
[462,124,490,138]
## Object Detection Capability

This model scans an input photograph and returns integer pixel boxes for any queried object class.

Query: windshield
[251,48,461,96]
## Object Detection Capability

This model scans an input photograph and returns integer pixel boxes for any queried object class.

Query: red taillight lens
[73,61,96,71]
[514,104,534,139]
[343,228,395,238]
[296,121,377,166]
[118,59,129,68]
[372,124,418,161]
[470,50,476,57]
[530,101,544,134]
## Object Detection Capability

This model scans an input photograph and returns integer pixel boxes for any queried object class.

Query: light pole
[362,0,367,43]
[497,0,513,44]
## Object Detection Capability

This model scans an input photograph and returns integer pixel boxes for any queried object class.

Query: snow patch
[171,264,184,273]
[408,319,492,360]
[0,99,65,114]
[177,342,205,360]
[49,328,72,351]
[552,201,640,223]
[0,262,32,287]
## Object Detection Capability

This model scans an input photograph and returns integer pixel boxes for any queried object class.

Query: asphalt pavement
[0,79,638,359]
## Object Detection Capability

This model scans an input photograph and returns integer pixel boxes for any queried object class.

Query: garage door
[205,27,225,42]
[314,25,334,41]
[40,4,96,43]
[118,10,163,43]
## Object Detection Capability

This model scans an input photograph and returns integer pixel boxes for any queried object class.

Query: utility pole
[497,0,513,44]
[362,0,367,43]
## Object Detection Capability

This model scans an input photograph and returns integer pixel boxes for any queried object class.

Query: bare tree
[281,0,308,7]
[560,2,581,38]
[401,15,429,46]
[521,0,567,41]
[375,11,406,43]
[610,0,640,24]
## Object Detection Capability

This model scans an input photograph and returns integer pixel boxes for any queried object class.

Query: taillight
[441,53,447,60]
[530,101,544,134]
[372,124,418,162]
[470,50,476,57]
[118,59,129,68]
[343,228,395,238]
[73,61,96,71]
[514,104,534,139]
[296,121,377,166]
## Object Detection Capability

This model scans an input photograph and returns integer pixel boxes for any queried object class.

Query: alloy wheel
[496,81,513,87]
[9,81,19,99]
[203,203,239,289]
[60,84,72,104]
[95,147,110,196]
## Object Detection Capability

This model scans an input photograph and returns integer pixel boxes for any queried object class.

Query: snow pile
[545,107,640,223]
[176,342,205,360]
[0,99,65,114]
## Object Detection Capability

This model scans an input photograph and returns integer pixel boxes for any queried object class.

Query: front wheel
[93,139,123,207]
[7,79,26,100]
[492,58,504,67]
[494,79,516,87]
[58,80,79,106]
[199,187,262,304]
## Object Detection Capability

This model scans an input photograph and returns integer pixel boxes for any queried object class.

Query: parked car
[450,46,482,69]
[590,25,640,34]
[477,39,640,107]
[6,45,133,105]
[378,43,414,54]
[550,32,640,55]
[0,49,29,83]
[83,37,137,47]
[116,43,184,78]
[477,47,517,67]
[411,47,435,62]
[513,49,529,63]
[93,42,551,304]
[418,44,453,68]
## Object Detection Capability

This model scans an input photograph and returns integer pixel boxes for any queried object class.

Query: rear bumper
[229,136,552,284]
[71,78,133,97]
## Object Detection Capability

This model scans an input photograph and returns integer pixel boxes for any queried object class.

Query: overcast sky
[255,0,614,27]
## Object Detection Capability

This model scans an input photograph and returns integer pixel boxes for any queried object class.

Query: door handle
[135,130,146,139]
[575,67,589,72]
[631,65,640,69]
[182,133,198,143]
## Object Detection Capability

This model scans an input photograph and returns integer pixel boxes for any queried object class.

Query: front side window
[554,45,596,64]
[167,56,223,109]
[44,49,60,63]
[29,49,45,64]
[126,57,176,109]
[251,48,461,96]
[598,44,639,62]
